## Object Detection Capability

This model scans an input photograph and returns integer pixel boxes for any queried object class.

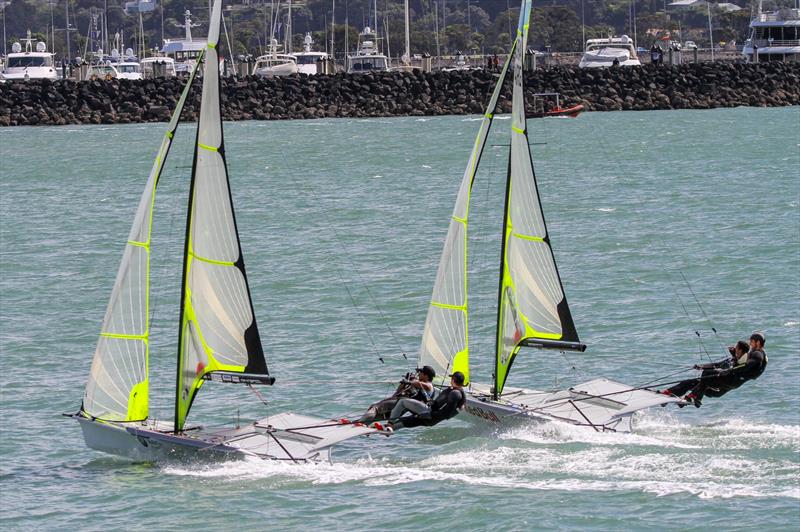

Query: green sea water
[1,107,799,530]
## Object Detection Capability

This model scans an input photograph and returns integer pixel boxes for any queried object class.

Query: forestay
[82,56,203,422]
[175,0,272,432]
[418,43,517,385]
[494,0,583,397]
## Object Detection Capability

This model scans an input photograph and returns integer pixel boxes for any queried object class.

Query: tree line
[2,0,791,59]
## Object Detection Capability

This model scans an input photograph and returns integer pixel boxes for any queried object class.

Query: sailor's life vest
[398,382,434,404]
[735,349,768,381]
[430,387,466,422]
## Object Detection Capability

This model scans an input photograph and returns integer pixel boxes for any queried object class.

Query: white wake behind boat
[416,0,681,433]
[70,0,387,462]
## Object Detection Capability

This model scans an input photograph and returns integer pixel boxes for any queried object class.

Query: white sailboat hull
[464,378,684,433]
[74,412,386,463]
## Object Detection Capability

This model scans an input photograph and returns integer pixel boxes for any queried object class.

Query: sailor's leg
[699,375,740,398]
[358,398,397,423]
[389,398,429,420]
[357,408,378,424]
[667,378,700,396]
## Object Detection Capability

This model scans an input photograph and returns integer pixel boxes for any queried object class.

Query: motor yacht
[346,27,389,73]
[579,35,641,68]
[290,33,331,75]
[87,63,119,80]
[253,39,298,77]
[0,31,58,81]
[161,10,206,75]
[742,3,800,62]
[140,56,177,78]
[107,48,143,80]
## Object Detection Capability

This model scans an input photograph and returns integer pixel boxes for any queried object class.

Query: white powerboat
[579,35,641,68]
[140,56,177,78]
[347,27,389,73]
[253,39,298,77]
[107,48,143,80]
[162,9,206,75]
[0,31,58,81]
[742,3,800,63]
[290,33,331,75]
[87,63,120,80]
[115,61,143,80]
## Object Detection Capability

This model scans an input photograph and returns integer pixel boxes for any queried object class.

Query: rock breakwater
[1,62,797,126]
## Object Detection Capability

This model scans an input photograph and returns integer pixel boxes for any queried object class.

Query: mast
[493,0,585,398]
[493,153,514,401]
[287,0,292,53]
[174,0,273,433]
[65,0,71,59]
[403,0,410,65]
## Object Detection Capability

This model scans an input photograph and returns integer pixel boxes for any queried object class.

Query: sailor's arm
[694,358,731,370]
[719,353,762,378]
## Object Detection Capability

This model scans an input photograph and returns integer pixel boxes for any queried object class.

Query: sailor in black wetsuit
[390,371,466,430]
[663,332,768,408]
[357,366,436,424]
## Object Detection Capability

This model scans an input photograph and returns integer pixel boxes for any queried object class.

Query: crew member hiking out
[356,366,435,424]
[389,371,467,431]
[661,332,768,408]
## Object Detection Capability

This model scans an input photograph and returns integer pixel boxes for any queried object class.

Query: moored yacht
[87,63,120,80]
[579,35,641,68]
[162,9,206,75]
[109,48,143,80]
[0,31,58,81]
[253,39,298,77]
[290,33,331,75]
[742,2,800,62]
[346,27,389,73]
[140,56,177,78]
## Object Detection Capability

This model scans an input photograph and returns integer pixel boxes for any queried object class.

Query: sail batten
[81,54,203,422]
[494,0,582,397]
[174,0,271,432]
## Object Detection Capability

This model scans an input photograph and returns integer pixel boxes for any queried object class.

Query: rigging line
[524,371,717,412]
[633,366,696,389]
[679,270,728,353]
[653,251,713,361]
[272,179,388,365]
[559,71,715,363]
[265,379,398,386]
[289,175,411,366]
[221,8,237,79]
[247,383,270,406]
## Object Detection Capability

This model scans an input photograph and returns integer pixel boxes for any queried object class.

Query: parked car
[683,41,698,50]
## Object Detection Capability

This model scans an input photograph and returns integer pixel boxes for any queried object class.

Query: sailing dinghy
[69,0,387,462]
[416,0,683,433]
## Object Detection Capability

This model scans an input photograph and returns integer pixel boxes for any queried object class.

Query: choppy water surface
[1,107,799,530]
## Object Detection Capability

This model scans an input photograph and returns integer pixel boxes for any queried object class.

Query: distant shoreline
[1,62,797,127]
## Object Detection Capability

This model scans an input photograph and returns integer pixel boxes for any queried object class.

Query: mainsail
[175,0,272,432]
[82,57,203,422]
[494,0,584,397]
[418,44,517,385]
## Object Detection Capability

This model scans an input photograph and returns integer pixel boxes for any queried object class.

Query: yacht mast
[403,0,410,64]
[287,0,292,53]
